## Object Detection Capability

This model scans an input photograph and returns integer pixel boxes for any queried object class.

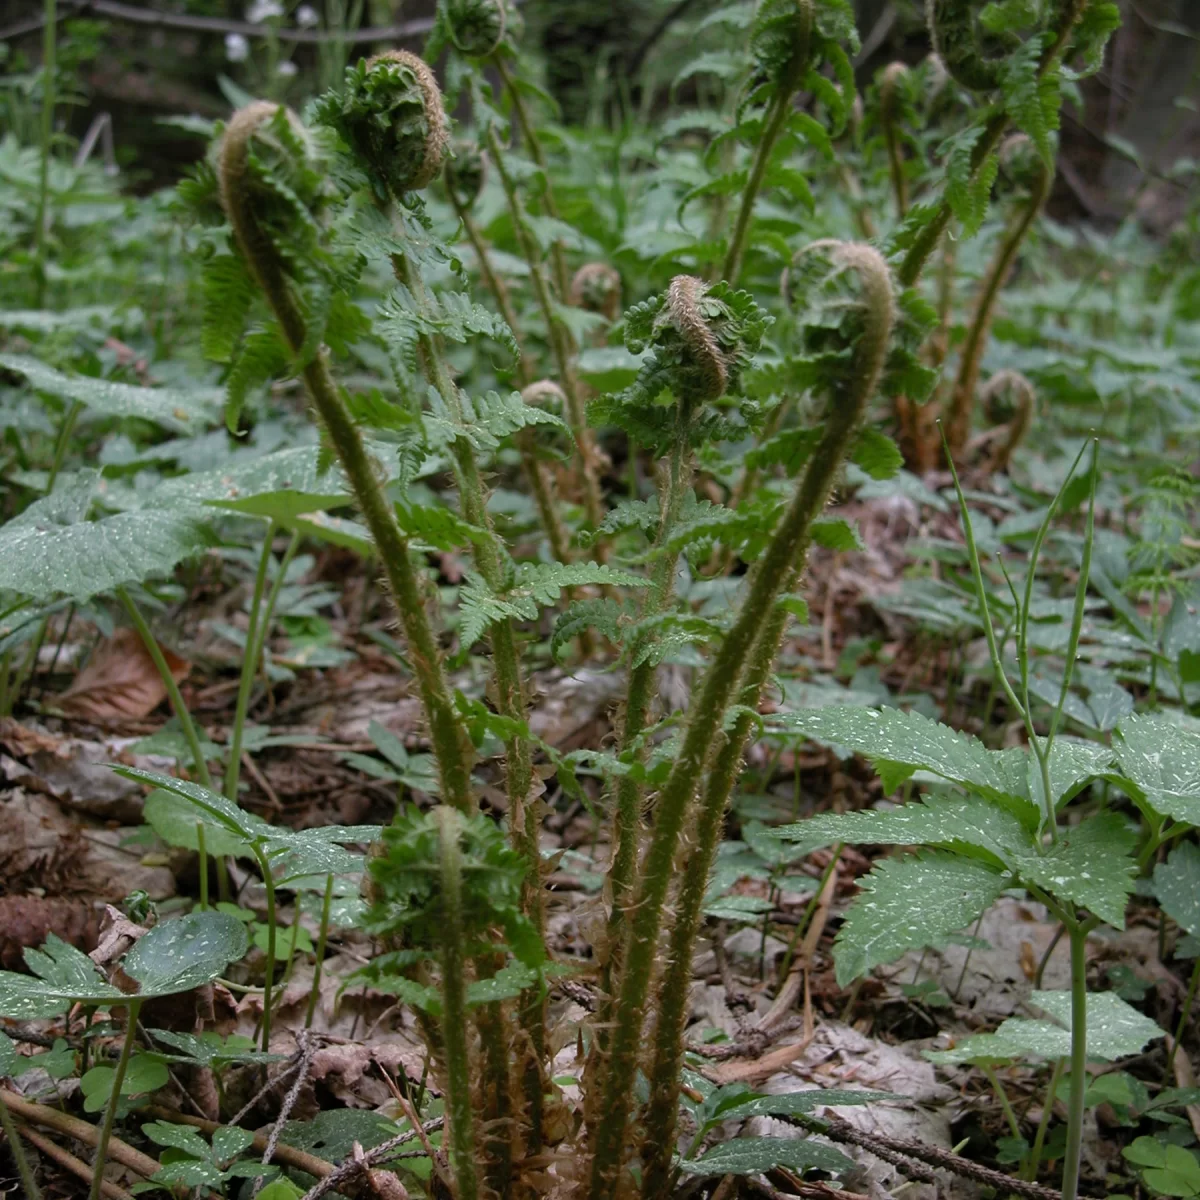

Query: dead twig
[17,1123,134,1200]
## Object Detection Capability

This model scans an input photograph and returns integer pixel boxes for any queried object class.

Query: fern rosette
[605,277,771,446]
[314,50,448,199]
[439,0,506,58]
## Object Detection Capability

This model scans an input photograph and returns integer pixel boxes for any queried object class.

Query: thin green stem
[252,844,277,1052]
[224,522,277,803]
[899,0,1085,288]
[591,247,892,1199]
[196,822,208,912]
[47,400,81,493]
[602,406,696,996]
[944,161,1050,455]
[1022,1057,1063,1182]
[0,1089,42,1200]
[34,0,56,306]
[722,85,793,286]
[778,844,841,984]
[631,244,894,1199]
[485,120,605,530]
[88,996,142,1200]
[436,808,480,1200]
[1168,955,1200,1076]
[982,1064,1022,1141]
[1060,922,1088,1200]
[493,54,571,301]
[450,195,572,564]
[116,588,212,790]
[304,874,334,1030]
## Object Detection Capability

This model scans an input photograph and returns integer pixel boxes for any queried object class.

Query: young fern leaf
[216,100,475,813]
[585,242,896,1200]
[595,277,770,1031]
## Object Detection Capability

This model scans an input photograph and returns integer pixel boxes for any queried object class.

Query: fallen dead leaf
[58,627,189,721]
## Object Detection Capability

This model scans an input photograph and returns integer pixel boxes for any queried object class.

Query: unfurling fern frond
[314,51,448,198]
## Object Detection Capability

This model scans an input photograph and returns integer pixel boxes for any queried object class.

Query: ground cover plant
[0,0,1198,1198]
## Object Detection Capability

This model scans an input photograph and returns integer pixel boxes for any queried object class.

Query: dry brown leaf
[709,1032,816,1086]
[1167,1034,1200,1140]
[58,627,189,721]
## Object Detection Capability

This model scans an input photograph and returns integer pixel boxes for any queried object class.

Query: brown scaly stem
[598,393,698,1020]
[943,140,1050,457]
[639,243,896,1199]
[218,102,474,813]
[485,121,605,531]
[436,808,481,1200]
[898,0,1086,288]
[586,246,894,1200]
[387,239,548,1152]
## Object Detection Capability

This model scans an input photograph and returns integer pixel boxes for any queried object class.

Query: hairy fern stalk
[0,1,1133,1199]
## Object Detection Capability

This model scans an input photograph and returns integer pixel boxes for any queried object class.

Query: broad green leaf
[712,1089,900,1125]
[773,706,1033,815]
[114,766,268,841]
[851,428,904,481]
[1114,714,1200,825]
[832,852,1007,986]
[213,1125,256,1163]
[1008,812,1136,928]
[0,935,123,1016]
[679,1136,852,1177]
[143,790,253,859]
[1155,843,1200,938]
[255,1181,305,1200]
[467,961,537,1006]
[152,445,355,519]
[930,991,1163,1066]
[124,912,249,995]
[81,1055,170,1112]
[0,1031,20,1078]
[775,793,1034,868]
[0,352,216,433]
[140,1120,213,1160]
[0,507,212,602]
[1123,1137,1200,1198]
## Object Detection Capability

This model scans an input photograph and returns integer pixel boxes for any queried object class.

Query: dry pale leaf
[58,627,189,721]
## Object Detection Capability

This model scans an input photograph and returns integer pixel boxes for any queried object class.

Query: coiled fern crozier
[588,242,896,1200]
[637,241,897,1200]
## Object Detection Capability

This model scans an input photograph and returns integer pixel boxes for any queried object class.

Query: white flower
[247,0,284,23]
[277,60,298,78]
[295,5,319,28]
[225,32,250,62]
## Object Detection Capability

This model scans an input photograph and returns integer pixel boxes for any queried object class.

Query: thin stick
[20,1125,132,1200]
[0,1090,43,1200]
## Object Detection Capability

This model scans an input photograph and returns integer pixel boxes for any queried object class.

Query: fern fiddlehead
[944,134,1051,458]
[217,102,475,813]
[974,367,1035,471]
[597,277,767,1015]
[879,61,910,218]
[317,54,557,1163]
[587,246,890,1200]
[637,242,896,1199]
[926,0,1011,92]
